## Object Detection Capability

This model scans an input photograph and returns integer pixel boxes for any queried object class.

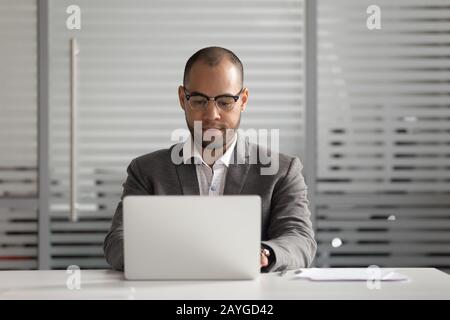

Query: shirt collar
[182,132,238,167]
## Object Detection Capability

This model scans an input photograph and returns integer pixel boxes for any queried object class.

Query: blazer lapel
[224,164,250,195]
[175,163,200,195]
[224,134,251,195]
[175,144,200,195]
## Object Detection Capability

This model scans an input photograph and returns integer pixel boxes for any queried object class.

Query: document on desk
[294,268,410,281]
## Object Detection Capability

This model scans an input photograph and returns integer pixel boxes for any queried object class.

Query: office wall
[316,0,450,273]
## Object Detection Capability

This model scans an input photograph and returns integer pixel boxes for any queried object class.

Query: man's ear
[178,85,186,111]
[240,87,249,112]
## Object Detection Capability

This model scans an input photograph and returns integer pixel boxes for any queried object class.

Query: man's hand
[261,248,270,268]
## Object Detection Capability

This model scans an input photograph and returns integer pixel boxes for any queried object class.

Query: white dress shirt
[182,134,238,196]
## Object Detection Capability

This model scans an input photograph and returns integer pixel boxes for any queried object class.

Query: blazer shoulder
[249,142,303,169]
[131,144,180,169]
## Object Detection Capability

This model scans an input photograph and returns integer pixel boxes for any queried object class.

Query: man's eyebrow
[189,91,208,97]
[189,91,237,97]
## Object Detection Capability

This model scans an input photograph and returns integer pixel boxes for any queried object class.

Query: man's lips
[202,127,224,131]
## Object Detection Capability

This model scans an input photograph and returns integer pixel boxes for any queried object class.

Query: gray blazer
[103,137,317,272]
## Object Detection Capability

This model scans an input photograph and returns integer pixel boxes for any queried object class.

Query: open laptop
[123,195,261,280]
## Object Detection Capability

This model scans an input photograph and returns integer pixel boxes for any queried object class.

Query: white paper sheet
[294,268,410,281]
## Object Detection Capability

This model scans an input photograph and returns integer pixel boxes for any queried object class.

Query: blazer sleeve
[261,157,317,272]
[103,159,152,271]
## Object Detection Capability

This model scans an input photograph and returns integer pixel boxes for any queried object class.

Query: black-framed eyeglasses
[184,87,243,112]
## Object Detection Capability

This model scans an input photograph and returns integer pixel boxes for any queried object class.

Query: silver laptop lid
[123,195,261,280]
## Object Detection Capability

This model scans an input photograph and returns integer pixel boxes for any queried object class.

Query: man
[103,46,316,272]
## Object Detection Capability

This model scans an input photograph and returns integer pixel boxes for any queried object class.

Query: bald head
[183,46,244,88]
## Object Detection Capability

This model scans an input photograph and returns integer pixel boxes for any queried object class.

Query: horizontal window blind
[0,0,38,269]
[48,0,306,268]
[0,206,37,269]
[316,0,450,273]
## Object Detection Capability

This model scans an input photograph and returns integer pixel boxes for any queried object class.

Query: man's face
[178,59,248,149]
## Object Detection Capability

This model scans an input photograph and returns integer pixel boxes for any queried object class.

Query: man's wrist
[261,244,275,268]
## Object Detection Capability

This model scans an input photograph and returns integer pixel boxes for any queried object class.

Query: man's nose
[203,100,221,121]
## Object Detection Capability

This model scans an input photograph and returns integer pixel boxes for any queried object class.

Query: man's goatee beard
[187,117,240,150]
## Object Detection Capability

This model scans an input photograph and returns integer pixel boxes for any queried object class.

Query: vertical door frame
[304,2,318,221]
[37,0,50,269]
[304,0,318,266]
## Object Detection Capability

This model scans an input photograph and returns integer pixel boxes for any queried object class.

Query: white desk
[0,268,449,300]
